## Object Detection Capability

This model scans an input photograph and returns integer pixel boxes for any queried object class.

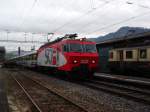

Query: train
[0,46,6,65]
[5,34,99,78]
[96,31,150,75]
[109,46,150,74]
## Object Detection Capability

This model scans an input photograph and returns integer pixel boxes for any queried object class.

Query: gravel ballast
[25,70,150,112]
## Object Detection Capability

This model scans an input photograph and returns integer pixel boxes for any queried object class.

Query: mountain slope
[90,26,150,43]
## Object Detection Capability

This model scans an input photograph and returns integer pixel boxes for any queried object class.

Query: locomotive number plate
[81,60,88,63]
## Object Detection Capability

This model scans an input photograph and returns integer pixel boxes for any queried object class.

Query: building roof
[96,31,150,45]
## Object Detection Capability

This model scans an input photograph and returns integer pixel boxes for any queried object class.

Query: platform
[95,73,150,86]
[0,69,9,112]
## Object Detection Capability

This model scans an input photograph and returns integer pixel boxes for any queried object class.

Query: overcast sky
[0,0,150,51]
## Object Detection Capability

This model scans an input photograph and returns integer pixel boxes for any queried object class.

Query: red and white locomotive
[6,34,99,77]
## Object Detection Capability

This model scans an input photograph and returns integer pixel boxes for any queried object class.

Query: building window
[126,51,133,59]
[139,49,147,59]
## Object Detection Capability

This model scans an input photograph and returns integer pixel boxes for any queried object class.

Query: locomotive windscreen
[84,44,97,53]
[70,43,82,52]
[64,43,97,53]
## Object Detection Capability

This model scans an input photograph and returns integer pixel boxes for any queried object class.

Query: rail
[11,71,88,112]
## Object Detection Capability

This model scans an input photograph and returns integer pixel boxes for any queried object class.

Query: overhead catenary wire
[52,0,115,34]
[73,1,150,33]
[88,10,150,34]
[18,0,38,29]
[126,1,150,10]
[74,1,150,34]
[52,0,112,33]
[44,0,76,33]
[16,0,150,35]
[67,0,116,31]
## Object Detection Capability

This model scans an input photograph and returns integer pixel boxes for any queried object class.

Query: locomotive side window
[63,44,69,52]
[139,49,147,59]
[126,51,133,59]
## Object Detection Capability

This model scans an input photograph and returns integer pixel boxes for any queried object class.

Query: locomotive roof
[39,34,94,49]
[40,37,64,49]
[40,34,77,49]
[40,38,94,48]
[9,51,37,60]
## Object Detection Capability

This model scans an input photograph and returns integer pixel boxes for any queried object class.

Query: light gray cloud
[0,0,150,51]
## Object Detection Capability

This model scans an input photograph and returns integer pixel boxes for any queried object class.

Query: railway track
[82,78,150,105]
[21,69,150,105]
[10,72,88,112]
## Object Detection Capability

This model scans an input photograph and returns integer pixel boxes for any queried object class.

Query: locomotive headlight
[92,60,95,64]
[73,60,78,64]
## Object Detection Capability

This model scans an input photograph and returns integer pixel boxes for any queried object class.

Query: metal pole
[6,30,9,41]
[24,32,27,42]
[32,33,34,43]
[47,34,49,42]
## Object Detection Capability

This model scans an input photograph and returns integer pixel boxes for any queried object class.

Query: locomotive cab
[59,39,99,77]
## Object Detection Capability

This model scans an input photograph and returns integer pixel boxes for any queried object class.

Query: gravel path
[24,70,150,112]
